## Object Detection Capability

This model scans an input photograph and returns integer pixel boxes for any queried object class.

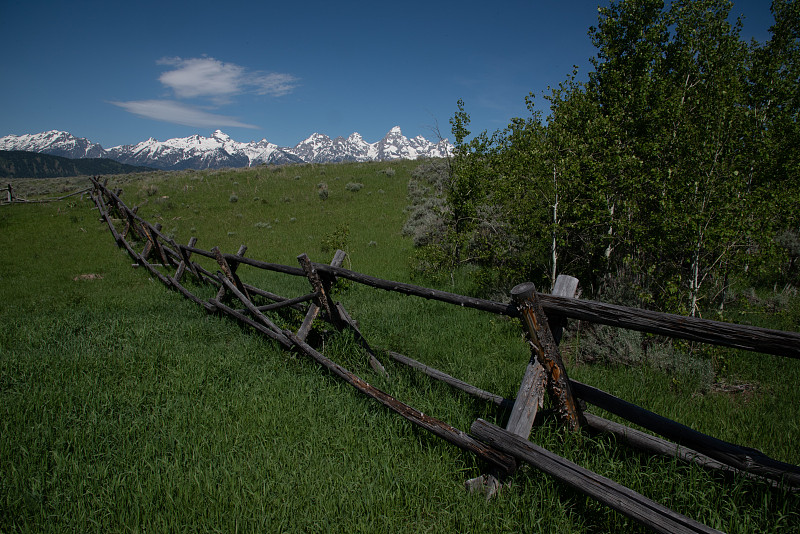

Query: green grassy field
[1,162,798,532]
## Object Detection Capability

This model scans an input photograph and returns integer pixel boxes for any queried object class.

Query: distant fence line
[89,177,799,534]
[1,182,92,205]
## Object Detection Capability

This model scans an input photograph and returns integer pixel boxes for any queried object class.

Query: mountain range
[0,127,452,171]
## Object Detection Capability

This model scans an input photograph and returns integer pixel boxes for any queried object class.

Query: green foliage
[420,0,800,315]
[321,223,350,253]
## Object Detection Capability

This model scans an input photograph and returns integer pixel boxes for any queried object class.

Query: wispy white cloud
[247,72,300,97]
[109,100,259,129]
[111,57,298,128]
[157,56,299,100]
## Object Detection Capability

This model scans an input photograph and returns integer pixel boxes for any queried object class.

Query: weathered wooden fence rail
[471,418,719,534]
[1,182,92,204]
[88,177,799,533]
[311,262,800,359]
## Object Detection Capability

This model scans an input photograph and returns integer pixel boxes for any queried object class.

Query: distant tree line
[409,0,799,316]
[0,150,151,179]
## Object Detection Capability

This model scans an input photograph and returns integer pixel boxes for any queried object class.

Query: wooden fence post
[548,275,579,344]
[6,184,12,203]
[151,223,173,267]
[296,250,387,374]
[297,252,345,334]
[213,245,250,302]
[175,236,199,283]
[138,222,161,265]
[511,280,584,432]
[122,206,140,240]
[467,275,582,497]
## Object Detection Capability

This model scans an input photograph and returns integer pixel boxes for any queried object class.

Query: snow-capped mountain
[0,130,107,159]
[104,130,300,170]
[0,127,451,171]
[284,127,451,164]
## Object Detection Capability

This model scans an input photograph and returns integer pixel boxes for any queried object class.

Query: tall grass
[1,162,798,532]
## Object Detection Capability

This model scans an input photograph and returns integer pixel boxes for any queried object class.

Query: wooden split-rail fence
[2,182,93,205]
[88,177,800,534]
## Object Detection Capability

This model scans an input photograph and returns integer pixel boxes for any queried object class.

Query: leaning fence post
[213,245,250,302]
[175,236,199,283]
[511,280,584,432]
[296,250,347,341]
[138,222,169,267]
[467,274,581,497]
[139,223,156,263]
[150,223,173,267]
[122,206,141,241]
[298,252,345,331]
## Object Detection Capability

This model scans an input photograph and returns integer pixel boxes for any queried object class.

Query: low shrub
[140,183,159,197]
[321,223,349,253]
[318,182,329,200]
[345,182,364,192]
[564,323,715,393]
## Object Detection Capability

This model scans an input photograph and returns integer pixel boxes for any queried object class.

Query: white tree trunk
[551,166,559,289]
[605,201,615,259]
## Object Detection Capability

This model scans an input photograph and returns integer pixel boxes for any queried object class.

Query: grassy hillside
[1,161,798,532]
[0,150,152,179]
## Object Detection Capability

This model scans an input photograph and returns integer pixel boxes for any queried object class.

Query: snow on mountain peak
[0,130,106,159]
[0,127,453,170]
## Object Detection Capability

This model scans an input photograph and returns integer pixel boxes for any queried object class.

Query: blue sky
[0,0,776,149]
